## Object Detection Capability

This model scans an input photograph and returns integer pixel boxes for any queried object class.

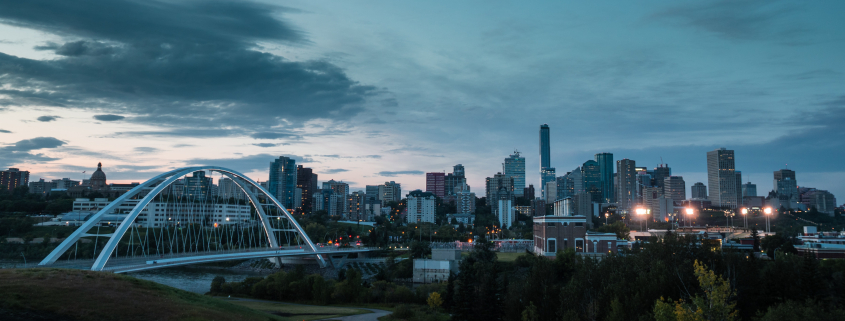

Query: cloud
[0,0,376,135]
[188,153,315,173]
[323,168,349,174]
[377,170,424,177]
[651,0,804,41]
[133,147,158,153]
[0,129,10,133]
[93,114,125,121]
[37,115,60,122]
[252,143,279,148]
[250,132,301,140]
[0,136,66,166]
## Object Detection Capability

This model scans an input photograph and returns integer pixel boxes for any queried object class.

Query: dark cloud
[651,0,804,41]
[377,170,424,177]
[93,114,125,121]
[188,153,315,173]
[323,168,349,174]
[252,143,278,148]
[250,132,301,140]
[112,128,240,138]
[0,0,376,135]
[133,147,158,153]
[0,129,10,133]
[0,136,65,166]
[37,115,60,122]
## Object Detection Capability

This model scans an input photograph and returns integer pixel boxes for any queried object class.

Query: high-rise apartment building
[28,179,52,196]
[773,169,797,201]
[663,176,686,202]
[378,181,402,204]
[742,182,757,198]
[407,190,436,223]
[296,165,318,214]
[486,172,514,213]
[457,188,476,214]
[1,168,30,191]
[426,172,446,198]
[524,184,535,200]
[594,153,614,203]
[706,148,739,208]
[616,159,637,210]
[269,156,298,209]
[503,151,526,197]
[498,199,514,228]
[347,191,364,220]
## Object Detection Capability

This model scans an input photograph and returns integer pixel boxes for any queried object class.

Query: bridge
[38,166,375,272]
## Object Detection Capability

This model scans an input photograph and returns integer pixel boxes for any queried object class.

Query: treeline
[448,236,845,321]
[0,186,74,214]
[211,265,443,306]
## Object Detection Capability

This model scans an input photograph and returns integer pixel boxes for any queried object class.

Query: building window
[547,239,556,253]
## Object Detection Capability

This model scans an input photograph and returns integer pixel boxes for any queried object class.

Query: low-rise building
[413,248,461,283]
[532,215,618,257]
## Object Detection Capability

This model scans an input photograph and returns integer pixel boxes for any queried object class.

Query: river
[126,266,271,294]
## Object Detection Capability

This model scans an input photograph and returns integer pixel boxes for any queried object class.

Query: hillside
[0,268,285,321]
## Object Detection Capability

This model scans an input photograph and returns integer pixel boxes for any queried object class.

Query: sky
[0,0,843,200]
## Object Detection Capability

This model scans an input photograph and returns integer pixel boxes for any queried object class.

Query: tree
[750,228,761,252]
[596,221,630,240]
[521,301,538,321]
[653,260,738,321]
[427,291,443,310]
[210,276,226,293]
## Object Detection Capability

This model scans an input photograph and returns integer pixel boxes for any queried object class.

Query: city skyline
[0,1,844,199]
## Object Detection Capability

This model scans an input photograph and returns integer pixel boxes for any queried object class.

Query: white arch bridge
[38,166,374,273]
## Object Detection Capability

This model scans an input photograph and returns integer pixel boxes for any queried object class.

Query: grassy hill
[0,268,341,321]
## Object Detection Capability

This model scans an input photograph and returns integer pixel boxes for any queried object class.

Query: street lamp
[685,208,694,228]
[763,207,773,234]
[740,208,748,229]
[635,207,648,231]
[604,212,609,225]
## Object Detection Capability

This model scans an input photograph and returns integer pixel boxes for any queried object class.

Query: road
[225,297,392,320]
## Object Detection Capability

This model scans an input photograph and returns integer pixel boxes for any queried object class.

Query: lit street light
[635,207,648,231]
[685,208,694,228]
[764,207,773,234]
[740,208,748,229]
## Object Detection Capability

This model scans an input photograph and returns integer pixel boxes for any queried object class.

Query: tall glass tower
[503,150,525,197]
[269,156,298,209]
[539,124,552,198]
[594,153,614,203]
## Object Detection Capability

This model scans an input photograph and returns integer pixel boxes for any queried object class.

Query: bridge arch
[39,166,326,270]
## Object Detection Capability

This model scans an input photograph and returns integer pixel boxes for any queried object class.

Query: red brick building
[533,215,618,256]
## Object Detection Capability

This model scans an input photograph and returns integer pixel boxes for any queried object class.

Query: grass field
[0,268,284,321]
[227,300,369,321]
[496,252,526,262]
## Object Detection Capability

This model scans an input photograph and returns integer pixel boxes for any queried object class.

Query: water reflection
[128,266,270,294]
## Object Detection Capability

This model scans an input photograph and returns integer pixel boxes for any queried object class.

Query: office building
[582,160,602,203]
[595,153,614,203]
[541,167,556,199]
[653,164,671,190]
[28,179,52,196]
[799,188,837,216]
[742,182,757,198]
[426,172,446,198]
[557,173,575,200]
[539,124,551,169]
[183,171,213,200]
[774,169,798,201]
[407,190,436,223]
[444,164,466,196]
[706,148,739,208]
[524,184,535,200]
[616,159,637,210]
[691,182,707,200]
[52,178,80,190]
[365,185,380,204]
[663,176,686,202]
[296,166,318,214]
[486,172,514,213]
[378,181,402,203]
[218,177,246,200]
[269,156,298,209]
[322,180,349,217]
[545,181,557,203]
[503,151,526,197]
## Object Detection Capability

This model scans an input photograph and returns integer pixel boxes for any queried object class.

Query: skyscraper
[504,150,526,197]
[581,160,601,203]
[426,172,446,198]
[663,176,686,202]
[296,165,318,214]
[486,172,514,213]
[774,169,797,201]
[322,180,349,217]
[742,182,757,198]
[540,124,550,169]
[444,164,466,196]
[594,153,614,203]
[653,164,671,190]
[541,167,556,199]
[706,148,739,208]
[616,159,636,210]
[691,182,707,199]
[269,156,298,209]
